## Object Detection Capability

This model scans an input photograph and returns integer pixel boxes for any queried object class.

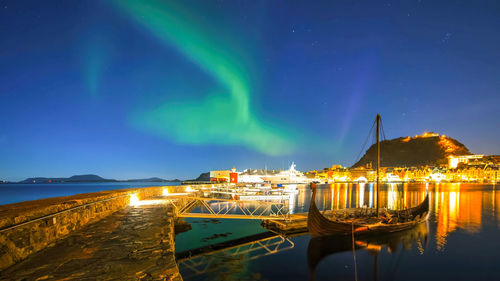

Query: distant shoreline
[0,180,182,184]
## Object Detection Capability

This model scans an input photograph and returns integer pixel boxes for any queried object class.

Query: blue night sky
[1,0,499,181]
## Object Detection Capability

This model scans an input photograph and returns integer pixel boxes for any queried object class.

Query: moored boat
[307,114,430,237]
[307,183,429,237]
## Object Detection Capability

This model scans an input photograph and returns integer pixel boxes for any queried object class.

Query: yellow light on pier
[129,193,140,206]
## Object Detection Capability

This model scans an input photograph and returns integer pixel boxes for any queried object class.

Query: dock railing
[167,195,291,220]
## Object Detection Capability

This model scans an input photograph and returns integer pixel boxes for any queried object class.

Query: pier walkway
[0,184,310,280]
[0,200,182,281]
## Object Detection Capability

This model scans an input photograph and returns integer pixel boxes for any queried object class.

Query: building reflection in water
[305,183,498,251]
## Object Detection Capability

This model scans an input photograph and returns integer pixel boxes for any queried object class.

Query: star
[441,32,452,43]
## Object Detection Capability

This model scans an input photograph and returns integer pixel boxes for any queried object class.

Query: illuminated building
[210,167,239,183]
[448,155,484,169]
[210,170,231,182]
[305,155,499,183]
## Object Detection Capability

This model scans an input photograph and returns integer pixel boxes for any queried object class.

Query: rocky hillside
[352,133,471,168]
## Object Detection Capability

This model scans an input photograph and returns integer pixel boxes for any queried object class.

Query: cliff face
[352,134,471,168]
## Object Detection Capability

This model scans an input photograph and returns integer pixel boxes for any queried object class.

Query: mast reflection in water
[176,183,500,280]
[308,222,429,281]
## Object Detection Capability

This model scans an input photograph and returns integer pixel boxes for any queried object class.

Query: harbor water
[0,182,180,205]
[176,183,500,281]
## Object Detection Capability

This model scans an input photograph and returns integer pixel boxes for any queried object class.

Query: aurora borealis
[1,0,499,180]
[114,0,298,155]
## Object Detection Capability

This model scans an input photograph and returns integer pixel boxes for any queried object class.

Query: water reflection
[177,183,500,280]
[310,183,427,211]
[177,233,295,279]
[298,183,499,250]
[307,222,429,281]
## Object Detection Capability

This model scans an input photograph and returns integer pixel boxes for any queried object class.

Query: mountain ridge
[16,174,181,184]
[352,133,471,168]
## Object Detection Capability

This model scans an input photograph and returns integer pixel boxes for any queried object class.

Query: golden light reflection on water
[312,183,499,251]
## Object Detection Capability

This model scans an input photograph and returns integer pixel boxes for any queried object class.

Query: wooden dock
[262,209,362,234]
[262,213,309,234]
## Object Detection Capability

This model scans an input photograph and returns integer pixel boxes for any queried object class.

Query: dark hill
[193,172,210,181]
[126,177,181,182]
[18,174,182,184]
[67,174,108,181]
[20,174,116,183]
[352,134,471,168]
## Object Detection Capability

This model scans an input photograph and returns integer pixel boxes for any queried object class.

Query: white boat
[261,162,311,184]
[282,184,299,194]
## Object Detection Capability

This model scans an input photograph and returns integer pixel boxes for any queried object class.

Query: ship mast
[376,114,381,217]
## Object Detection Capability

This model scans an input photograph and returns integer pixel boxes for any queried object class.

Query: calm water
[0,182,180,205]
[176,183,500,281]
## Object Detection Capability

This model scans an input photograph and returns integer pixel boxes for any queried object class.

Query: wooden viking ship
[307,114,429,237]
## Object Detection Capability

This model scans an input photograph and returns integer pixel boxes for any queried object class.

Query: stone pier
[0,185,191,280]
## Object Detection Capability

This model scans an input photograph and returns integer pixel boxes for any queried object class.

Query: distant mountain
[68,174,112,181]
[185,172,210,182]
[352,133,471,168]
[19,174,116,183]
[196,172,210,181]
[18,174,181,184]
[126,177,181,182]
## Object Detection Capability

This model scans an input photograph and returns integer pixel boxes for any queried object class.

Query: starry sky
[1,0,499,181]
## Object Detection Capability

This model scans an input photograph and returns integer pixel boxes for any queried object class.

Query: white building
[448,155,484,169]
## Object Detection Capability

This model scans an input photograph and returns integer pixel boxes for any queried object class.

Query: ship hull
[307,187,429,237]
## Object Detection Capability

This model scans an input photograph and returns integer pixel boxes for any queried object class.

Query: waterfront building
[209,170,230,182]
[350,166,377,182]
[210,167,239,183]
[305,165,352,182]
[305,156,499,184]
[448,155,485,169]
[221,162,311,184]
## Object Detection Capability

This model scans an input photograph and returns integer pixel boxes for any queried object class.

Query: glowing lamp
[129,194,140,206]
[162,188,169,196]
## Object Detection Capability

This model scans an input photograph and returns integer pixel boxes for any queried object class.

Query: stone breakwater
[0,185,187,279]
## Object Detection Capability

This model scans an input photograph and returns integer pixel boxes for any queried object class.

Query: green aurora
[113,0,299,155]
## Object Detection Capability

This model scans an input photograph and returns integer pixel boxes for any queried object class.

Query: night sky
[1,0,499,181]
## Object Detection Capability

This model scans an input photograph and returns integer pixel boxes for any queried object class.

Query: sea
[175,183,500,281]
[0,182,180,205]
